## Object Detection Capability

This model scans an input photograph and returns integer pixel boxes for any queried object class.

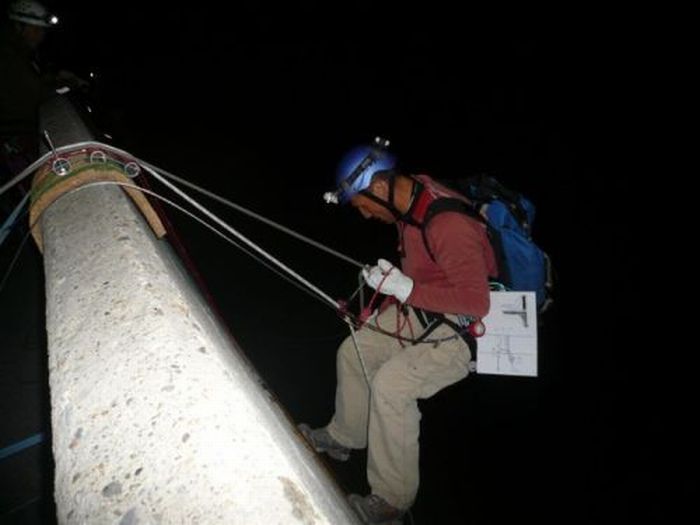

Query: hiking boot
[297,423,351,461]
[347,494,405,525]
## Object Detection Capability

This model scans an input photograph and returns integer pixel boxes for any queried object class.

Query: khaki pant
[326,303,471,509]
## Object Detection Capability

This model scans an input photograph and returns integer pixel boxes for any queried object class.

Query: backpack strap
[420,197,483,261]
[420,197,508,285]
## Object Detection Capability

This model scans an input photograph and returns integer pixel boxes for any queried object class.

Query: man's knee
[370,363,411,413]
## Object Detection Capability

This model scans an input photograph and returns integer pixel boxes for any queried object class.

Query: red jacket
[399,175,497,318]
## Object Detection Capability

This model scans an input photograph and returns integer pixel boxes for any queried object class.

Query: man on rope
[299,138,497,524]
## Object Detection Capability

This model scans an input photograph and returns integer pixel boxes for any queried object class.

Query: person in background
[0,0,86,175]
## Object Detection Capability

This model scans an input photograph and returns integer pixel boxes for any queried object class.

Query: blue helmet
[324,137,396,204]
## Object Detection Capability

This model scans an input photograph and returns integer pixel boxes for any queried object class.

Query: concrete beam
[38,96,359,524]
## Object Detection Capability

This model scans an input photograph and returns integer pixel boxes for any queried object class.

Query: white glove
[362,258,414,303]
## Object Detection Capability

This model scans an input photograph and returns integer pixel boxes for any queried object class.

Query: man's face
[349,191,396,224]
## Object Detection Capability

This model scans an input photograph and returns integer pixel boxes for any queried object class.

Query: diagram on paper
[477,291,538,377]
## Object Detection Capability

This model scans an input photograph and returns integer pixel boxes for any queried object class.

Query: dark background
[1,3,685,524]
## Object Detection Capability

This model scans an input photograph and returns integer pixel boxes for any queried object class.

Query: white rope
[0,179,340,313]
[0,150,53,196]
[0,140,137,197]
[138,161,364,269]
[141,164,340,310]
[0,228,31,295]
[84,181,337,308]
[348,322,373,453]
[348,323,372,388]
[0,192,29,247]
[2,140,345,310]
[3,141,478,351]
[2,140,363,268]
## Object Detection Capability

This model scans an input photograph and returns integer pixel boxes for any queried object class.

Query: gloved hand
[362,258,414,303]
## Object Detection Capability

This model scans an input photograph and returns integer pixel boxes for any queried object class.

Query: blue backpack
[421,175,553,312]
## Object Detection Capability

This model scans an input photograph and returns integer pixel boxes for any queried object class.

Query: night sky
[1,2,680,524]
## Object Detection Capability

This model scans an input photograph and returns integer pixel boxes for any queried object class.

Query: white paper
[477,291,538,377]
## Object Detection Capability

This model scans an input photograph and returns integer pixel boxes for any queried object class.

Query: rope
[0,192,29,247]
[78,180,462,346]
[1,140,341,308]
[4,140,361,282]
[0,433,44,461]
[0,228,31,295]
[2,140,469,345]
[140,165,340,311]
[139,161,364,269]
[0,180,333,314]
[56,181,338,309]
[348,323,372,388]
[1,139,362,268]
[0,140,137,197]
